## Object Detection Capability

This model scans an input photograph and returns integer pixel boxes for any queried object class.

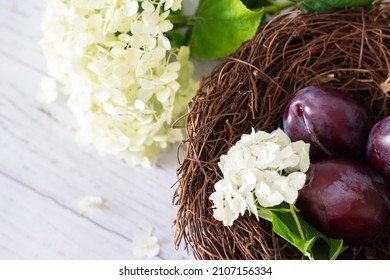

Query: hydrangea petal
[258,192,284,208]
[242,169,257,189]
[288,172,307,190]
[135,99,146,111]
[38,77,58,103]
[125,1,139,17]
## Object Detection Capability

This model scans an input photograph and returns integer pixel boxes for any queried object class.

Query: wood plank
[0,173,139,259]
[0,0,205,260]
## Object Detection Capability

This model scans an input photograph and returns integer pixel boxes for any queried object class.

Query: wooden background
[0,0,214,260]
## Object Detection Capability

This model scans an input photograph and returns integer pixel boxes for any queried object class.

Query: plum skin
[283,86,370,160]
[367,116,390,180]
[296,159,390,245]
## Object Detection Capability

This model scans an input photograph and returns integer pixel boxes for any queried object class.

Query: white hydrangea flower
[40,0,196,167]
[210,128,310,226]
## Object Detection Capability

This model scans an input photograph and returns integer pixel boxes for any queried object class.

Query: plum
[283,86,370,160]
[367,116,390,180]
[296,158,390,245]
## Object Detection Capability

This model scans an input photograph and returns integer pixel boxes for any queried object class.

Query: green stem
[290,204,314,260]
[262,1,295,15]
[259,204,306,240]
[289,203,305,240]
[168,15,197,27]
[289,204,315,260]
[264,207,291,213]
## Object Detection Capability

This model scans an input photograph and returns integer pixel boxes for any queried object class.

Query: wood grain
[0,0,215,260]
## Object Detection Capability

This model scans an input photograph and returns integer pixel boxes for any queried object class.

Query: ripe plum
[367,116,390,180]
[283,86,370,160]
[297,158,390,245]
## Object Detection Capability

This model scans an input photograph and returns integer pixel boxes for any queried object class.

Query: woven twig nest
[174,4,390,260]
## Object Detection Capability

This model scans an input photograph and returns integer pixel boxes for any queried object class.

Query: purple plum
[297,158,390,245]
[367,116,390,180]
[283,86,370,160]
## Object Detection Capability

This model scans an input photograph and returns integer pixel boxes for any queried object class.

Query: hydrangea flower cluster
[210,128,310,226]
[40,0,197,166]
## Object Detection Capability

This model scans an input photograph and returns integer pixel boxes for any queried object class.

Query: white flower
[132,230,160,258]
[210,128,310,226]
[163,0,182,11]
[125,1,139,17]
[254,170,306,207]
[38,76,58,103]
[254,170,285,207]
[78,196,104,212]
[286,141,311,173]
[40,0,195,167]
[210,177,256,226]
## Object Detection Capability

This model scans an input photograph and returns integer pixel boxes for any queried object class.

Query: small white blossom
[210,128,310,226]
[163,0,182,11]
[286,141,311,173]
[132,230,160,258]
[40,0,195,167]
[78,195,104,212]
[125,1,139,17]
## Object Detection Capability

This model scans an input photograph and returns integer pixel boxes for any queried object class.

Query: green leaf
[271,213,317,258]
[328,238,347,260]
[258,208,273,222]
[259,204,346,260]
[188,0,264,60]
[297,0,374,13]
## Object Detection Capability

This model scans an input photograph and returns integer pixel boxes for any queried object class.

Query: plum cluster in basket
[283,85,390,245]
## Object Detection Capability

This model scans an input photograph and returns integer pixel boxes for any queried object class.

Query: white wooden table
[0,0,213,260]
